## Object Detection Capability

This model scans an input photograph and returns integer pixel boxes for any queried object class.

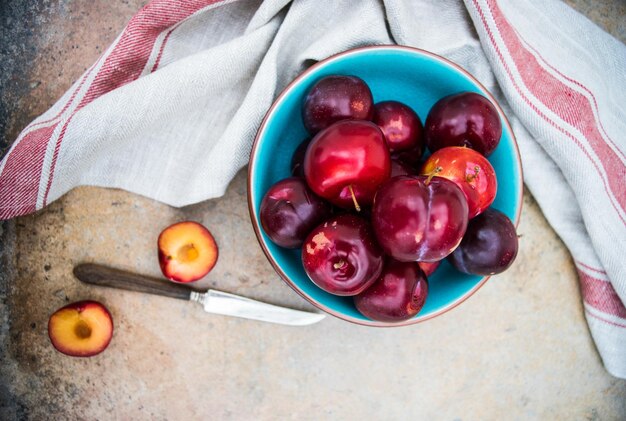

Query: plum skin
[448,208,518,275]
[421,146,497,219]
[290,138,310,178]
[373,100,423,152]
[301,214,384,296]
[260,177,331,249]
[302,75,374,134]
[371,175,469,262]
[354,259,428,322]
[424,92,502,157]
[303,120,391,209]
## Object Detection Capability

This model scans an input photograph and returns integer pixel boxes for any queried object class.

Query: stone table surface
[0,1,625,420]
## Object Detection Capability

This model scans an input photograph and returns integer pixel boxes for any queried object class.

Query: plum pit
[176,243,199,263]
[74,320,92,339]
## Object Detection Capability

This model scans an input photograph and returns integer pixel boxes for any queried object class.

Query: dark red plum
[290,138,310,177]
[304,120,391,210]
[425,92,502,156]
[354,259,428,322]
[448,208,518,275]
[302,75,374,134]
[302,214,383,296]
[371,176,468,262]
[373,101,423,152]
[260,177,331,248]
[390,158,416,178]
[392,144,424,168]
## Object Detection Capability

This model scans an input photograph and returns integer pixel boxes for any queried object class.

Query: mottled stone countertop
[0,1,624,420]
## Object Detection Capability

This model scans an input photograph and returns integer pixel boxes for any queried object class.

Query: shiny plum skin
[448,208,518,275]
[421,146,497,218]
[302,75,374,134]
[260,177,332,248]
[354,259,428,322]
[390,158,416,178]
[418,261,440,277]
[302,214,384,296]
[425,92,502,157]
[304,120,391,209]
[371,176,469,262]
[373,101,423,152]
[290,138,310,177]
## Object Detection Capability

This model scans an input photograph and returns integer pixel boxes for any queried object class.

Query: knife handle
[73,263,191,300]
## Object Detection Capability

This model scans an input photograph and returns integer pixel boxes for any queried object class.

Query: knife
[73,263,324,326]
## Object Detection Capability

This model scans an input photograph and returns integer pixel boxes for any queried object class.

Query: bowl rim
[247,44,523,327]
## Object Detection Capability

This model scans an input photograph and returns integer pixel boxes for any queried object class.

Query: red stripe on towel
[469,0,626,226]
[484,0,626,215]
[0,124,58,219]
[578,269,626,320]
[41,0,224,207]
[515,34,625,164]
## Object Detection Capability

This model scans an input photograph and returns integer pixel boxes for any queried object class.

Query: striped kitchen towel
[0,0,624,377]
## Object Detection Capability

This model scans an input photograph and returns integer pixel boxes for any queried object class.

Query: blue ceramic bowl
[248,46,522,326]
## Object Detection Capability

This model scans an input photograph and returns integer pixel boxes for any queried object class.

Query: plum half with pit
[425,92,502,156]
[158,221,218,283]
[371,175,468,262]
[354,259,428,322]
[260,177,331,249]
[448,208,518,275]
[302,214,384,296]
[302,75,374,134]
[48,301,114,357]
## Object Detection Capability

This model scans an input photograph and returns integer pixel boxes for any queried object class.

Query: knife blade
[73,263,324,326]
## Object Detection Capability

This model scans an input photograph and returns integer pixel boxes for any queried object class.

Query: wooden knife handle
[73,263,191,300]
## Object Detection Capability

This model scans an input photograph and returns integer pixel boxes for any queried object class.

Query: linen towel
[0,0,624,378]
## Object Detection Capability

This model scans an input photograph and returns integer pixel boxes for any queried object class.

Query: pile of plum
[260,75,518,322]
